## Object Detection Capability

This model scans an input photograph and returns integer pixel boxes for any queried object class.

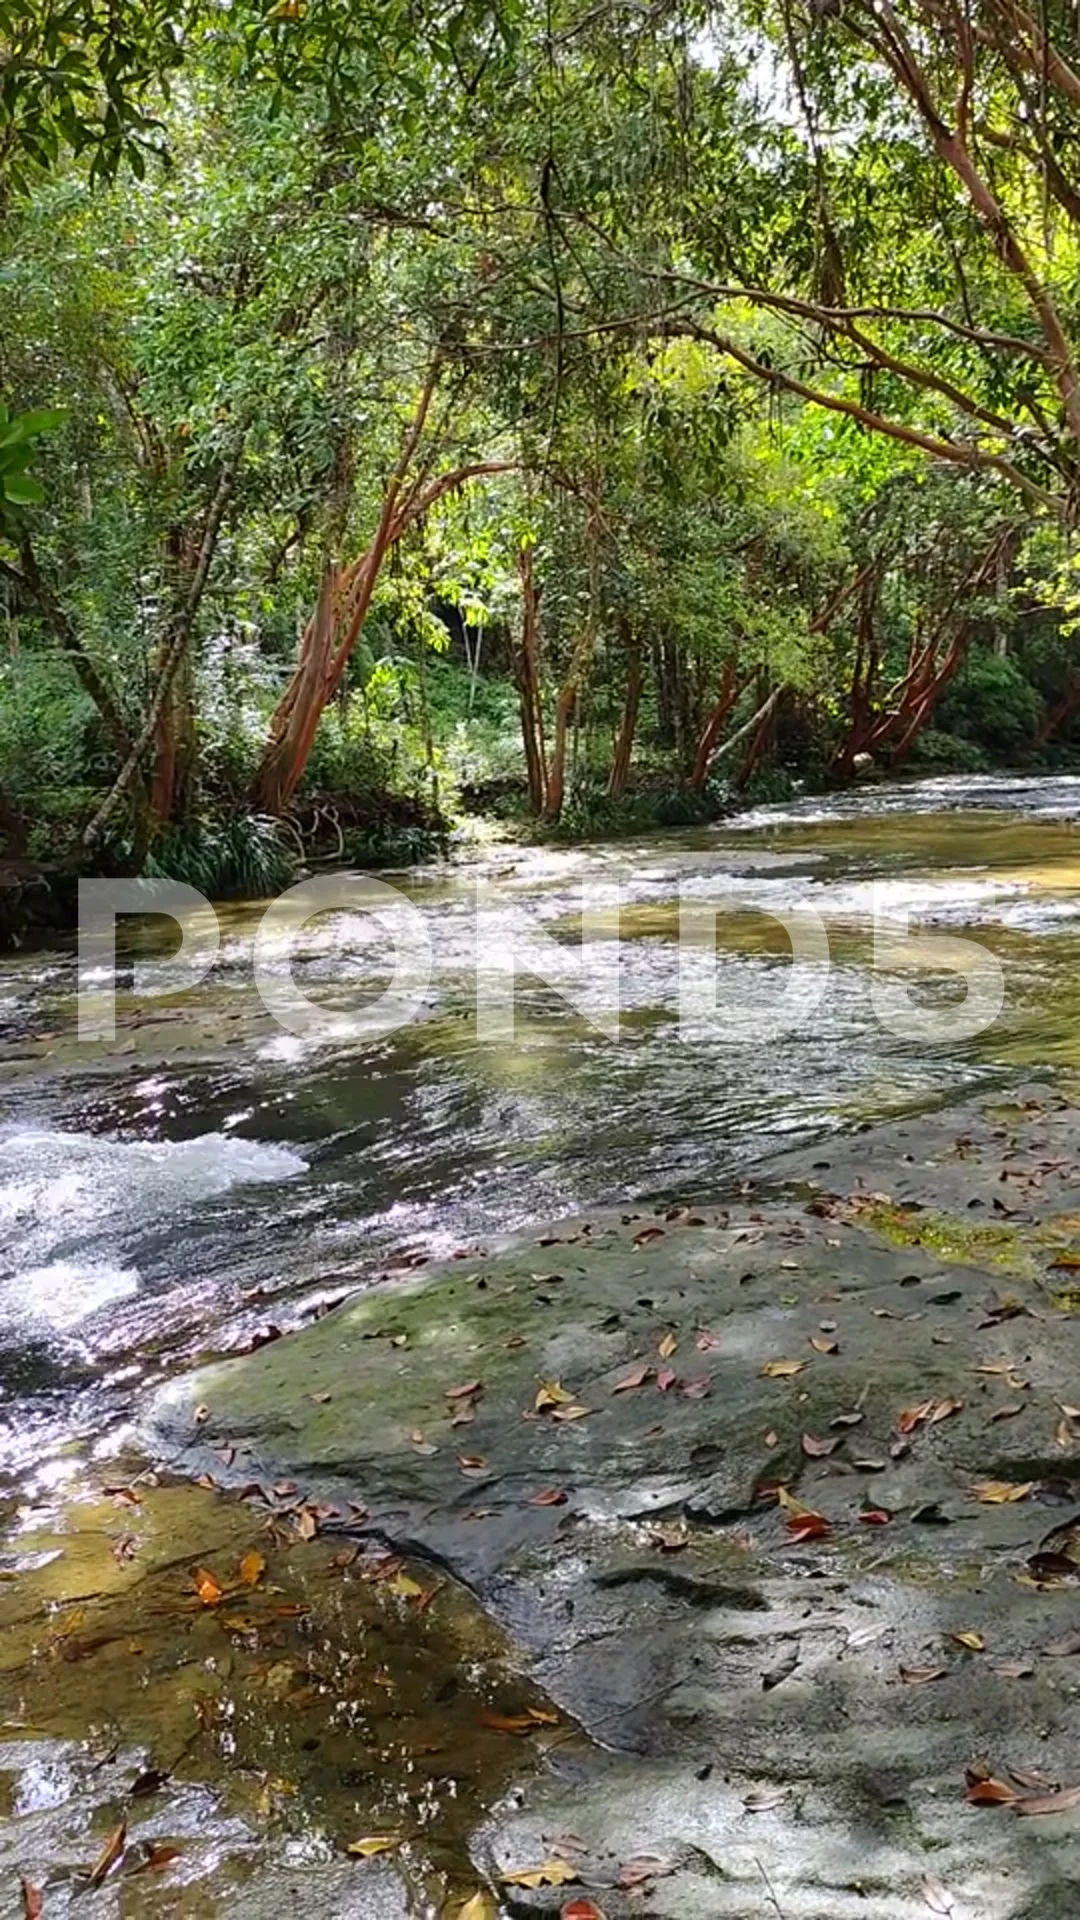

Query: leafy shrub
[145,813,295,897]
[906,728,991,773]
[937,650,1042,753]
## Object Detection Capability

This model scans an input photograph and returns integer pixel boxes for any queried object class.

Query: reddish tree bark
[689,657,741,791]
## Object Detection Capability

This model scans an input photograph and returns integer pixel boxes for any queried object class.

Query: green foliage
[937,651,1043,755]
[145,813,295,897]
[0,402,65,516]
[906,729,992,774]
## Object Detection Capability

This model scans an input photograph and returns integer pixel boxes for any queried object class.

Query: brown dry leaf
[456,1896,497,1920]
[535,1380,574,1411]
[88,1821,127,1887]
[966,1776,1019,1805]
[144,1844,182,1874]
[1060,1402,1080,1420]
[899,1665,947,1685]
[104,1484,141,1508]
[929,1398,964,1424]
[193,1567,224,1607]
[952,1631,985,1652]
[551,1403,592,1422]
[831,1410,865,1429]
[633,1226,666,1246]
[239,1550,266,1588]
[682,1377,710,1399]
[973,1360,1014,1376]
[1013,1782,1080,1817]
[1008,1765,1059,1792]
[480,1709,541,1734]
[617,1856,675,1889]
[696,1330,721,1351]
[801,1432,840,1458]
[296,1508,319,1541]
[501,1859,580,1889]
[528,1487,568,1507]
[611,1364,653,1393]
[656,1368,678,1392]
[809,1335,839,1355]
[989,1403,1024,1423]
[347,1836,401,1857]
[1044,1630,1080,1656]
[991,1660,1035,1678]
[657,1331,678,1359]
[786,1511,831,1543]
[459,1455,488,1472]
[971,1479,1035,1504]
[761,1359,807,1379]
[446,1381,483,1401]
[20,1882,43,1920]
[895,1399,935,1435]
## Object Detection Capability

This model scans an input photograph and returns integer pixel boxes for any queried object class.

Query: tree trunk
[515,543,547,815]
[543,680,576,823]
[1035,675,1080,746]
[689,657,740,791]
[607,622,642,801]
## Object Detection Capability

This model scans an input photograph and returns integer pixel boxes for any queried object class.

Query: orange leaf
[239,1550,266,1588]
[562,1902,608,1920]
[657,1332,678,1359]
[88,1821,127,1887]
[528,1488,568,1507]
[193,1567,224,1606]
[761,1359,807,1379]
[966,1777,1018,1806]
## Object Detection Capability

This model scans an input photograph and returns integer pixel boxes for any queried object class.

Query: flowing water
[4,770,1080,1908]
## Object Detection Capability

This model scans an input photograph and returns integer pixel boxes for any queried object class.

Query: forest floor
[140,1080,1080,1919]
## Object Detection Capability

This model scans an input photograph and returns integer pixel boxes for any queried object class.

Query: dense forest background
[5,0,1080,925]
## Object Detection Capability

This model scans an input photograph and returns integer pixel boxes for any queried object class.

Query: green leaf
[2,473,45,505]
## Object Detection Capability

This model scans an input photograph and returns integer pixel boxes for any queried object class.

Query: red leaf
[528,1488,568,1506]
[656,1369,678,1392]
[859,1508,892,1526]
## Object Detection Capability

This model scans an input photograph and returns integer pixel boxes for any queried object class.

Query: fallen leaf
[446,1381,482,1400]
[1013,1782,1080,1817]
[971,1480,1035,1504]
[896,1399,935,1435]
[104,1485,141,1507]
[831,1411,865,1429]
[656,1368,678,1392]
[921,1876,955,1916]
[742,1787,788,1812]
[633,1226,665,1246]
[1059,1403,1080,1420]
[239,1550,266,1588]
[347,1836,402,1857]
[859,1508,892,1526]
[385,1573,424,1599]
[989,1403,1024,1423]
[20,1882,43,1919]
[617,1856,675,1889]
[761,1359,807,1379]
[296,1508,319,1540]
[501,1859,580,1889]
[193,1567,224,1606]
[929,1398,964,1424]
[1044,1630,1080,1656]
[456,1896,497,1920]
[951,1631,985,1652]
[194,1404,209,1425]
[899,1665,947,1685]
[561,1902,607,1920]
[990,1660,1035,1678]
[696,1330,721,1351]
[810,1335,839,1354]
[611,1365,653,1393]
[966,1776,1018,1805]
[459,1455,488,1472]
[88,1821,127,1887]
[144,1843,182,1874]
[1008,1764,1058,1791]
[535,1380,574,1411]
[657,1331,678,1359]
[801,1432,841,1458]
[480,1709,545,1734]
[682,1378,711,1398]
[786,1512,831,1543]
[528,1488,568,1507]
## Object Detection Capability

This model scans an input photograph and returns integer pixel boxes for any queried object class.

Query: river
[3,770,1080,1910]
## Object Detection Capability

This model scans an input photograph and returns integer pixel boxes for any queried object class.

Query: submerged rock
[146,1083,1080,1916]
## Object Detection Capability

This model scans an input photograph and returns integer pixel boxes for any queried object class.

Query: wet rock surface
[145,1082,1080,1916]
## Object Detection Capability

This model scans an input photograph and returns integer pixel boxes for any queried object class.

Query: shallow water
[4,771,1080,1903]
